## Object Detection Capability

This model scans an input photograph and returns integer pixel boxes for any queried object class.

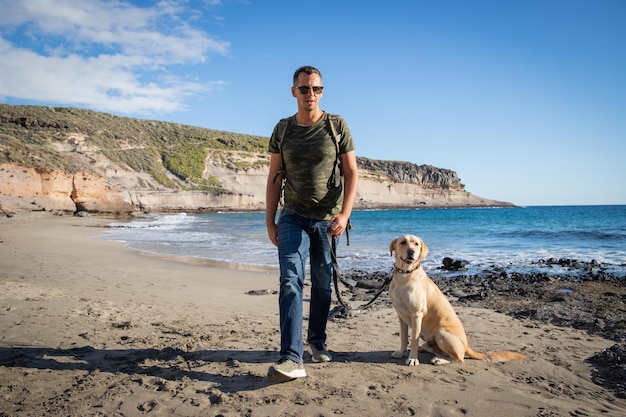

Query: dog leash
[327,230,392,318]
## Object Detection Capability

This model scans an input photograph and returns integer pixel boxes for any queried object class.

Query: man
[265,66,358,381]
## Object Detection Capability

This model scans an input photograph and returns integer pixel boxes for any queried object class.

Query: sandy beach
[1,213,625,417]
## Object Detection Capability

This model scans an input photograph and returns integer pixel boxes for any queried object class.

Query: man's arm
[265,153,283,246]
[330,150,358,237]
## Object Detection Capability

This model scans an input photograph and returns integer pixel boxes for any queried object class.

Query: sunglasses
[295,86,324,94]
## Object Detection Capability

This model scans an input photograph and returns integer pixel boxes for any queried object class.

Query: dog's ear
[419,239,429,260]
[389,238,398,256]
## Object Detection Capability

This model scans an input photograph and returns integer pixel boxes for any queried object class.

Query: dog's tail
[465,347,525,363]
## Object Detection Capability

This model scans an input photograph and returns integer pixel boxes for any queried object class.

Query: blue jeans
[277,210,333,363]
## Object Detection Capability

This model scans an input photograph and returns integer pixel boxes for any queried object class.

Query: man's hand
[267,222,279,247]
[329,213,349,238]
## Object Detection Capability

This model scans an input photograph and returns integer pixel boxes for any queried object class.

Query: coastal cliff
[0,104,513,215]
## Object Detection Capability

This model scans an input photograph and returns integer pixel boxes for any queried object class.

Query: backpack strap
[272,116,291,185]
[325,113,343,189]
[326,113,341,155]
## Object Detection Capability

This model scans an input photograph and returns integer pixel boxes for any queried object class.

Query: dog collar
[393,262,421,274]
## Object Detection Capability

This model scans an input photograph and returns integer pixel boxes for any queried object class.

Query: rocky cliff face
[357,158,464,190]
[0,105,513,215]
[0,163,134,213]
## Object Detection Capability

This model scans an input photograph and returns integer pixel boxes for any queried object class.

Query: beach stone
[441,257,467,271]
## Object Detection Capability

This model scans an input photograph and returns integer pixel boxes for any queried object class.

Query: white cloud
[0,0,230,114]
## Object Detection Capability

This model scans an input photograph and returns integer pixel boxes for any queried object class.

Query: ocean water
[96,205,626,278]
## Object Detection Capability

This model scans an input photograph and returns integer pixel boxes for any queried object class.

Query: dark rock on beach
[441,257,467,271]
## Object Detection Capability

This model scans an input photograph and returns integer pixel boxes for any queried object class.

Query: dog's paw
[391,350,406,359]
[405,357,420,366]
[431,357,451,366]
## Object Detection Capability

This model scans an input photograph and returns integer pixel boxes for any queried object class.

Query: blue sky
[1,0,624,206]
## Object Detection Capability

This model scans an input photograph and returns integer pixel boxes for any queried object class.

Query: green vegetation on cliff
[0,105,268,193]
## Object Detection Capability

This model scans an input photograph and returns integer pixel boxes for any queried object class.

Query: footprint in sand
[137,399,161,412]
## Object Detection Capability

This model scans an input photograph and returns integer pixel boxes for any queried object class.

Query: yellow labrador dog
[389,235,525,366]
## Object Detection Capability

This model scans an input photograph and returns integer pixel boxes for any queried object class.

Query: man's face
[292,72,323,111]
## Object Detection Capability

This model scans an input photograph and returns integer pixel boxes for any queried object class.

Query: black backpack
[272,113,343,191]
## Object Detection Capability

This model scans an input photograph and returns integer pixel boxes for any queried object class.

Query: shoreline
[95,207,626,280]
[1,212,625,416]
[1,201,522,220]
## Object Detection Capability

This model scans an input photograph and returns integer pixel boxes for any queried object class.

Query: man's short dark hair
[293,66,322,85]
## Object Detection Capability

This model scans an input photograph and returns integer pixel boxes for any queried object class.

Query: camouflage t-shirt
[268,112,355,220]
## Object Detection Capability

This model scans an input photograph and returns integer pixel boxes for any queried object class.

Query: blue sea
[96,205,626,278]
